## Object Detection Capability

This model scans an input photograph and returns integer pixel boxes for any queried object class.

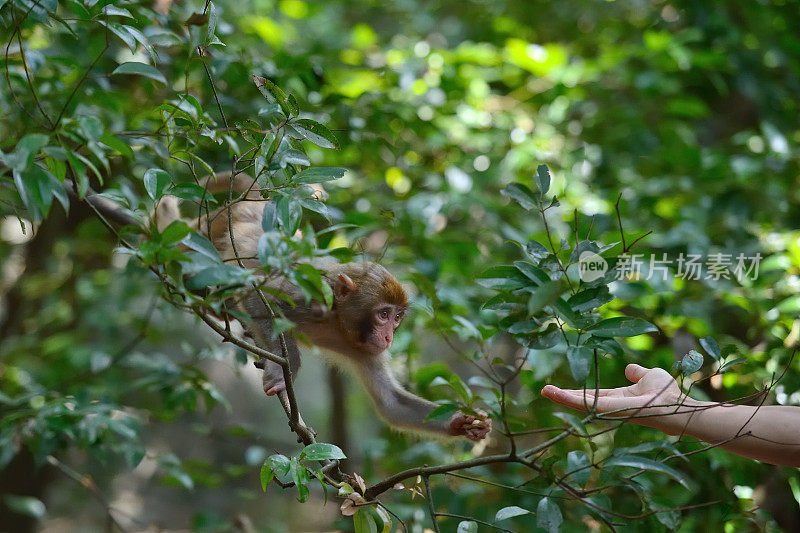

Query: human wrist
[645,397,710,436]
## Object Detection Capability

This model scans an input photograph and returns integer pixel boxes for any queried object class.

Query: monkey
[85,172,492,441]
[242,260,490,440]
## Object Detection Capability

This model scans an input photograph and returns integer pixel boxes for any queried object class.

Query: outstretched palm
[541,364,686,429]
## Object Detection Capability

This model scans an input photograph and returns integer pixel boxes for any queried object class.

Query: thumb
[624,364,650,383]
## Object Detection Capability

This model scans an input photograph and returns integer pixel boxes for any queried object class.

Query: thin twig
[422,475,440,533]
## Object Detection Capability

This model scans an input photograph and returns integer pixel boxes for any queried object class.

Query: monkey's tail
[64,179,141,227]
[66,171,258,232]
[155,171,258,232]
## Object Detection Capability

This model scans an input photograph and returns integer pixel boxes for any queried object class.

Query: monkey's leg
[259,339,301,396]
[244,316,314,440]
[238,295,302,396]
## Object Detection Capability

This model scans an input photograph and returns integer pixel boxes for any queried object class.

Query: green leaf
[182,233,222,263]
[514,260,551,285]
[123,25,156,62]
[257,233,276,267]
[99,133,134,158]
[424,402,459,421]
[4,495,46,518]
[252,75,289,111]
[165,469,194,490]
[289,458,310,502]
[144,168,171,200]
[11,133,49,171]
[777,295,800,313]
[481,293,521,311]
[112,62,167,84]
[552,298,587,329]
[78,115,103,140]
[585,317,657,337]
[299,198,331,221]
[13,165,68,220]
[604,455,692,489]
[477,265,531,290]
[353,508,379,533]
[699,336,720,360]
[535,164,551,195]
[501,182,538,210]
[63,150,88,197]
[168,183,214,202]
[646,497,681,529]
[552,411,587,436]
[457,522,478,533]
[102,5,133,18]
[102,21,137,52]
[286,93,299,116]
[281,149,311,167]
[452,315,482,339]
[719,356,747,372]
[276,195,302,236]
[261,202,278,232]
[185,265,251,289]
[300,443,347,461]
[508,320,540,335]
[448,374,473,403]
[293,167,347,184]
[495,506,530,521]
[567,450,591,487]
[267,454,291,477]
[72,151,103,183]
[526,239,549,261]
[567,346,592,382]
[160,220,192,244]
[568,286,612,313]
[681,349,703,375]
[526,323,561,349]
[292,119,340,149]
[536,497,563,533]
[584,336,623,357]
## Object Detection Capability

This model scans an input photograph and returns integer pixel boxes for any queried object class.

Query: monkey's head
[333,263,408,356]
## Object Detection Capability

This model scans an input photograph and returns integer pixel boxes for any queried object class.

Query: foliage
[1,0,799,532]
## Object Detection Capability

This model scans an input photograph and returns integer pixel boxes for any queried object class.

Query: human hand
[541,364,692,432]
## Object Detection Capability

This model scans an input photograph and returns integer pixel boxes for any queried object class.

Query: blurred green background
[1,0,799,531]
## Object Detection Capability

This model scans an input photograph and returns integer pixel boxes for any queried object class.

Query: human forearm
[542,365,800,467]
[649,400,800,467]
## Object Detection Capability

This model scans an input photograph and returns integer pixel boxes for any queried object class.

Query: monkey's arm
[353,355,491,441]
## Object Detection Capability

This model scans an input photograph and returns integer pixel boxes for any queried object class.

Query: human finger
[547,387,627,395]
[541,385,596,411]
[624,364,651,383]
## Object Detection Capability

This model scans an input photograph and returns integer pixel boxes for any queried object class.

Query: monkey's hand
[447,410,492,441]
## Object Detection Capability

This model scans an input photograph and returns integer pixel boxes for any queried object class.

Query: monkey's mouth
[358,340,390,355]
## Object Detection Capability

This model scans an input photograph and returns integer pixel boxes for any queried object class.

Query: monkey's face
[332,268,408,356]
[357,304,406,355]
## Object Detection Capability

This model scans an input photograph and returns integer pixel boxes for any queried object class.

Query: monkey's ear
[334,274,356,300]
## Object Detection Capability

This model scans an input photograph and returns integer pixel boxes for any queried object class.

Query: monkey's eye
[379,309,390,320]
[395,313,403,321]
